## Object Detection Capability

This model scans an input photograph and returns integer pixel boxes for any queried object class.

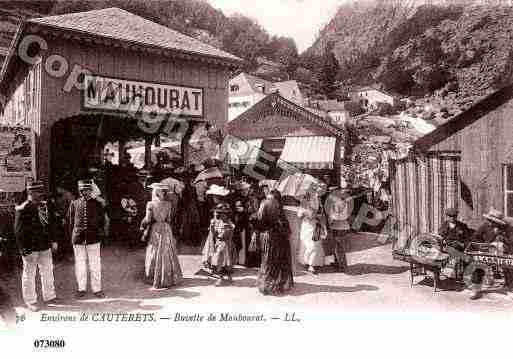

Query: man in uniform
[66,179,106,298]
[14,181,58,311]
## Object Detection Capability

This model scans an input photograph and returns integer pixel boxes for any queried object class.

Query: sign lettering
[83,75,203,117]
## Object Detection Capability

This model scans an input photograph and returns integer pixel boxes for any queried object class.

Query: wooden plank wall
[428,99,513,224]
[38,37,230,186]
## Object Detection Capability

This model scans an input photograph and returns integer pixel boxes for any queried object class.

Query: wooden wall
[427,99,513,224]
[37,37,230,186]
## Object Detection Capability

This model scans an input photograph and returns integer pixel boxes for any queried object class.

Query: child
[205,203,235,286]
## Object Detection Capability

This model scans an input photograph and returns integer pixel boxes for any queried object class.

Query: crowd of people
[0,161,359,320]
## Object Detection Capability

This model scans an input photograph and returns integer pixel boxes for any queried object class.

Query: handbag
[139,217,154,242]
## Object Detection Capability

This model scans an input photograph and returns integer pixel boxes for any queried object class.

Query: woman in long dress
[255,190,294,295]
[141,183,182,289]
[297,192,327,274]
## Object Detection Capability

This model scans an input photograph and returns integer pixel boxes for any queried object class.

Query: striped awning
[226,138,263,165]
[279,136,336,169]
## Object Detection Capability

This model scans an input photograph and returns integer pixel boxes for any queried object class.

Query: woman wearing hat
[468,208,513,299]
[202,203,235,286]
[141,183,182,289]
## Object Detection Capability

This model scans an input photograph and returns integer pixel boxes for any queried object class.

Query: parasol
[193,166,224,184]
[161,176,185,194]
[277,173,327,198]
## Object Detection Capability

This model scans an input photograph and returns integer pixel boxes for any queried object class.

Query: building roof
[413,83,513,152]
[272,80,301,100]
[226,92,346,138]
[0,8,242,91]
[242,73,275,94]
[28,8,241,63]
[351,85,400,99]
[310,99,347,112]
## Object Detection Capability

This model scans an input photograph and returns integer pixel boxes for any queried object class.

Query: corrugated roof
[28,7,242,63]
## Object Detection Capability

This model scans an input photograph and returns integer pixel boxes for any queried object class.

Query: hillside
[0,0,297,79]
[303,1,513,118]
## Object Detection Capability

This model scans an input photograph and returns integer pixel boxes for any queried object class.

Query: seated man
[438,208,471,251]
[468,208,513,300]
[438,208,471,279]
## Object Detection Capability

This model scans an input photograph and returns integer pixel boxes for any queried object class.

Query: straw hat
[78,179,94,190]
[206,184,230,196]
[483,208,506,226]
[148,182,170,191]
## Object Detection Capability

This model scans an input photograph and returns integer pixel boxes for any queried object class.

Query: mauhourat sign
[83,75,204,117]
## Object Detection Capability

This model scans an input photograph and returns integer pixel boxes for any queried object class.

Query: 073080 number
[33,339,65,349]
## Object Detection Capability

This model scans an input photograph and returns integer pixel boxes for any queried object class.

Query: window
[242,101,250,107]
[503,164,513,217]
[230,85,239,92]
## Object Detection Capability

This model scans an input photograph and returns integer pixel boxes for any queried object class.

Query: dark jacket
[66,197,106,245]
[471,221,512,253]
[14,200,54,255]
[438,220,471,250]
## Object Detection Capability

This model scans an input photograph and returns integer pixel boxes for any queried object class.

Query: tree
[316,43,340,99]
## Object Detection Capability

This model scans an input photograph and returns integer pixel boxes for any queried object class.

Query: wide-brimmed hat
[483,208,506,225]
[78,179,94,190]
[212,203,232,213]
[149,182,170,191]
[445,207,458,217]
[27,180,44,192]
[206,184,230,196]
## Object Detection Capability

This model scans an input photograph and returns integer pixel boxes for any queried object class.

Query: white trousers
[73,243,102,293]
[21,249,56,305]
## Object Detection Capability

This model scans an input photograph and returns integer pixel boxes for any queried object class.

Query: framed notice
[0,127,35,192]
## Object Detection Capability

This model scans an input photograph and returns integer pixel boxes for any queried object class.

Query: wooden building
[0,8,241,193]
[413,84,513,226]
[225,92,346,185]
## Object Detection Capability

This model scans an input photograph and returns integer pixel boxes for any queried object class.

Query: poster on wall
[0,127,34,192]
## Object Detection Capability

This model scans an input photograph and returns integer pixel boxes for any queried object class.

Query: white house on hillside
[350,86,399,111]
[228,72,304,121]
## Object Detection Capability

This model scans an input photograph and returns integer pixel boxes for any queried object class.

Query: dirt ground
[1,232,512,316]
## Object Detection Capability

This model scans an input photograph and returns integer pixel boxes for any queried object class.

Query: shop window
[242,101,250,107]
[503,164,513,218]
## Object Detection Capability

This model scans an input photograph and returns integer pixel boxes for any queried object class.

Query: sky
[207,0,344,53]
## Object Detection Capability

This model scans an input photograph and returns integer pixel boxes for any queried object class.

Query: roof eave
[26,21,243,68]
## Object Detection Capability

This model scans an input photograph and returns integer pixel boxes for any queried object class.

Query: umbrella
[277,173,327,198]
[161,176,185,194]
[193,166,223,184]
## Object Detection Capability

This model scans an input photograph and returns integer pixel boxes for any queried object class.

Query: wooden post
[180,121,194,167]
[144,136,152,169]
[118,139,126,167]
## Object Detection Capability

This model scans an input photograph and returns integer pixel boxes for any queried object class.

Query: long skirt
[257,230,294,295]
[202,232,233,274]
[145,222,183,288]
